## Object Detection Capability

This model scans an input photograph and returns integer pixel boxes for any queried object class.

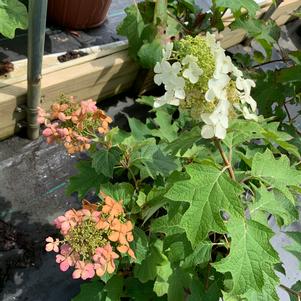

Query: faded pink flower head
[45,237,59,253]
[80,99,98,114]
[72,261,95,280]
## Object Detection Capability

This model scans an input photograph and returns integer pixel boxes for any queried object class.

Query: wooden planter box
[0,0,300,140]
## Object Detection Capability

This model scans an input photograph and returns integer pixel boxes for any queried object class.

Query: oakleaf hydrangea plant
[42,27,301,301]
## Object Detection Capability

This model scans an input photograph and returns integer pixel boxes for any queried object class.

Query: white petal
[154,62,162,74]
[201,125,215,139]
[205,89,215,102]
[201,113,213,125]
[175,88,185,99]
[215,124,227,139]
[171,62,182,73]
[163,43,173,60]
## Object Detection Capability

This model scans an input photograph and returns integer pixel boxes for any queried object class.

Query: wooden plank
[0,49,139,140]
[271,0,301,25]
[0,41,128,89]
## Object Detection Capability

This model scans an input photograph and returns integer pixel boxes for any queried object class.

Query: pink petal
[45,243,53,252]
[72,269,81,279]
[46,237,54,243]
[60,260,70,272]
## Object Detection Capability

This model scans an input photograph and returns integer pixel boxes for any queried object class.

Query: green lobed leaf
[165,163,244,246]
[250,185,299,226]
[0,0,28,39]
[66,160,108,198]
[133,228,149,264]
[91,147,122,178]
[214,0,259,17]
[166,126,202,156]
[116,5,145,60]
[105,275,124,301]
[134,239,168,283]
[251,149,301,202]
[150,109,179,142]
[137,39,164,68]
[72,280,105,301]
[214,217,280,296]
[154,261,173,297]
[128,117,153,141]
[130,143,179,179]
[181,241,212,269]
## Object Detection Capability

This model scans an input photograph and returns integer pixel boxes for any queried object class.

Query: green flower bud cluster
[175,35,216,119]
[65,219,106,260]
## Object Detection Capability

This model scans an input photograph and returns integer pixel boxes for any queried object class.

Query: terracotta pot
[47,0,112,30]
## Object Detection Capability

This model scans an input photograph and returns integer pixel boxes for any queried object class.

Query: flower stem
[128,167,139,190]
[214,138,236,181]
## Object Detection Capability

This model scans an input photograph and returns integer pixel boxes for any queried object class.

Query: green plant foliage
[67,160,107,198]
[65,2,301,299]
[214,0,259,17]
[285,232,301,268]
[92,147,122,178]
[251,149,301,202]
[214,218,280,297]
[0,0,28,38]
[165,163,244,246]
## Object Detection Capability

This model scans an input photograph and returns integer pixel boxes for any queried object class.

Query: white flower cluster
[201,33,258,139]
[153,43,203,108]
[153,34,258,140]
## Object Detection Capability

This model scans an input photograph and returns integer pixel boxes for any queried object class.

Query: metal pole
[27,0,48,140]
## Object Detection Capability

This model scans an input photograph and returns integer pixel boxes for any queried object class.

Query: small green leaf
[92,147,122,178]
[72,280,105,301]
[133,228,149,264]
[250,185,299,226]
[182,241,212,269]
[214,0,259,17]
[154,262,173,296]
[137,39,164,69]
[150,109,179,142]
[67,160,108,198]
[117,5,145,60]
[0,0,28,39]
[131,144,179,179]
[128,117,153,141]
[105,275,124,301]
[100,182,134,206]
[251,149,301,202]
[134,240,168,283]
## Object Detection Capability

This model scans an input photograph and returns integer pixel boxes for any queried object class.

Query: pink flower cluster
[45,194,135,280]
[38,97,112,154]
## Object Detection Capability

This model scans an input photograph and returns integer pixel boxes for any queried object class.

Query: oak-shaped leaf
[165,163,244,246]
[214,218,280,296]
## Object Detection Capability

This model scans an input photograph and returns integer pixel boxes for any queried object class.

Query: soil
[57,50,88,63]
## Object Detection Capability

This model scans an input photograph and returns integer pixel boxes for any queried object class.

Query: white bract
[154,59,185,107]
[201,99,230,140]
[154,90,181,108]
[182,55,203,84]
